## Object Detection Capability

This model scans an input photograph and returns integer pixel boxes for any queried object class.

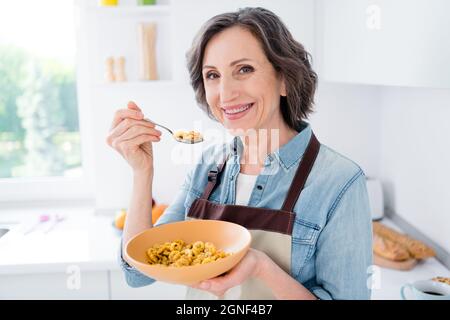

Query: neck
[240,120,297,171]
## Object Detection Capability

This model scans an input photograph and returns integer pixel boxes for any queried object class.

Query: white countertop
[0,207,123,275]
[0,207,448,299]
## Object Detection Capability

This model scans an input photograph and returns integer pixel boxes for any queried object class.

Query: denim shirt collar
[229,121,313,170]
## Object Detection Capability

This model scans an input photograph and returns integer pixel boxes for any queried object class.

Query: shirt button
[256,185,263,190]
[264,155,273,166]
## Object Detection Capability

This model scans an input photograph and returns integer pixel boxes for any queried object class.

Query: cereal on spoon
[173,130,203,144]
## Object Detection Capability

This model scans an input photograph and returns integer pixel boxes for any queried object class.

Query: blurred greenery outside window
[0,0,81,179]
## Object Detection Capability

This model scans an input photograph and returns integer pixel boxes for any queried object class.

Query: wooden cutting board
[374,254,418,270]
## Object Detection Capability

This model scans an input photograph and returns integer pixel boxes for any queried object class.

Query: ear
[280,76,287,97]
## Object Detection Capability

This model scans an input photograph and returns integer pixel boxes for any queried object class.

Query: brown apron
[185,133,320,300]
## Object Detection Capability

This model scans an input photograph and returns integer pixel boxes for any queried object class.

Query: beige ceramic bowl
[124,219,251,285]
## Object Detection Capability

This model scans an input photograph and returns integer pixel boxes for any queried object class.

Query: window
[0,0,92,203]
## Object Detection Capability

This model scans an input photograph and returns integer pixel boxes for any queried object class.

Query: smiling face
[202,26,286,135]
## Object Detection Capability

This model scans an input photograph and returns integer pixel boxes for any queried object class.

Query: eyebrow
[202,58,252,70]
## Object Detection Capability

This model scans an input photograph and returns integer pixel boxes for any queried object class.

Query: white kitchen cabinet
[109,270,186,299]
[318,0,450,88]
[0,271,109,300]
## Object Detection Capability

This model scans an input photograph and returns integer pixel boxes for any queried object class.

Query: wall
[310,82,381,178]
[379,87,450,251]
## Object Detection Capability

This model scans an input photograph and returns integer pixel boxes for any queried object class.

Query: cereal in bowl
[146,239,231,267]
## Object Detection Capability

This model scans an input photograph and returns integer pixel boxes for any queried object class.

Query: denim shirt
[119,122,373,300]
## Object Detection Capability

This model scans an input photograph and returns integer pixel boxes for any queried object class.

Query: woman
[107,7,372,300]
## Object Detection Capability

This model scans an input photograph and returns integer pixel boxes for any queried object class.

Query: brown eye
[206,72,219,80]
[239,66,254,74]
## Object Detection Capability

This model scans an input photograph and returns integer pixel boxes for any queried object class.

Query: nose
[219,76,239,104]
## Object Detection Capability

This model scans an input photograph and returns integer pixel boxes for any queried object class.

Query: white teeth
[224,104,252,115]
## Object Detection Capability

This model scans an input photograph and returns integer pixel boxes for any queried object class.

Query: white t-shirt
[224,172,258,299]
[234,173,258,205]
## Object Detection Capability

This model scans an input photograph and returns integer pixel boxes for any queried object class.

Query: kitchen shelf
[91,5,171,15]
[87,2,173,84]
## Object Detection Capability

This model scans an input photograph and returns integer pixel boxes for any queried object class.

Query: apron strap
[281,133,320,212]
[200,157,228,200]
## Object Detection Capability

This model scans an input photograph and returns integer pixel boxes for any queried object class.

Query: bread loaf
[373,233,411,261]
[373,222,435,259]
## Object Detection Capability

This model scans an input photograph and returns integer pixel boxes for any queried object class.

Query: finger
[114,134,160,151]
[127,100,142,112]
[193,281,211,290]
[190,282,224,298]
[199,283,225,298]
[111,108,144,130]
[108,119,157,144]
[217,268,242,288]
[114,125,162,143]
[204,271,241,294]
[199,279,225,294]
[110,119,162,138]
[189,284,202,290]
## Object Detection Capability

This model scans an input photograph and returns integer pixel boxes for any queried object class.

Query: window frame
[0,0,95,205]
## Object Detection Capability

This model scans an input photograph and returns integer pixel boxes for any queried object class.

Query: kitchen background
[0,0,449,299]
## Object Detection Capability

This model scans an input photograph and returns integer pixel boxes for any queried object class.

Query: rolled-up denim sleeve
[312,170,373,300]
[118,167,194,288]
[118,239,156,287]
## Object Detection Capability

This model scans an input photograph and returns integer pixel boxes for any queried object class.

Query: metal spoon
[143,118,203,144]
